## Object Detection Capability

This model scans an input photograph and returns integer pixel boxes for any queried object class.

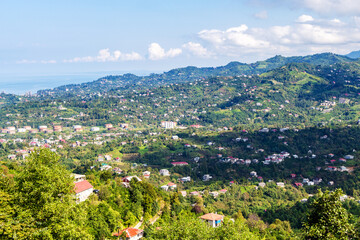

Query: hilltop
[36,52,356,97]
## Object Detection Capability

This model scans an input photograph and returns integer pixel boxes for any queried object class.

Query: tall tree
[1,148,93,239]
[303,189,356,240]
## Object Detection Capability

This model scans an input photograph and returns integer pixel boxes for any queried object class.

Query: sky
[1,0,360,80]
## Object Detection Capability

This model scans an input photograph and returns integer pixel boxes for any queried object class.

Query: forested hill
[37,52,356,97]
[4,59,360,130]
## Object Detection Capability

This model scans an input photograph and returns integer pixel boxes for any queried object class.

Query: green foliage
[303,189,356,239]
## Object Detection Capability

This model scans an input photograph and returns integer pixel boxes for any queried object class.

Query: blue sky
[1,0,360,78]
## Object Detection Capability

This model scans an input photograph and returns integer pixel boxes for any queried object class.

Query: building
[161,121,177,129]
[112,228,144,240]
[74,180,93,203]
[159,169,170,176]
[91,127,100,131]
[200,213,224,227]
[38,125,47,132]
[202,174,212,181]
[171,162,188,167]
[73,125,83,132]
[53,125,62,132]
[72,174,86,182]
[105,124,113,130]
[122,176,141,183]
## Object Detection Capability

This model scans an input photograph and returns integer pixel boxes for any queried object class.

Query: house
[100,164,112,171]
[258,182,266,188]
[172,135,179,140]
[339,166,349,172]
[202,174,212,181]
[180,191,187,197]
[53,125,62,132]
[72,174,86,182]
[190,191,200,196]
[112,228,144,240]
[161,121,177,129]
[276,182,285,188]
[294,182,303,187]
[327,166,337,171]
[159,169,170,176]
[113,167,123,175]
[290,174,296,178]
[250,171,257,177]
[122,176,141,183]
[105,124,113,130]
[171,162,188,167]
[161,182,177,191]
[74,180,93,203]
[180,176,191,182]
[142,171,151,179]
[210,191,219,198]
[90,127,100,132]
[73,125,83,132]
[200,213,224,227]
[344,155,354,160]
[219,189,227,194]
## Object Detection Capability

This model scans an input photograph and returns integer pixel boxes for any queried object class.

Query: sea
[0,71,152,95]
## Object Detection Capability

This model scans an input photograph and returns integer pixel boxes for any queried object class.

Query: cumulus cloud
[148,43,182,60]
[297,15,314,23]
[182,42,212,57]
[198,24,270,52]
[254,10,268,19]
[64,48,143,63]
[196,15,360,58]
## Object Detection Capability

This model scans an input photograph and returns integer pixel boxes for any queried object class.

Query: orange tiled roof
[112,228,143,237]
[200,213,224,221]
[74,180,93,194]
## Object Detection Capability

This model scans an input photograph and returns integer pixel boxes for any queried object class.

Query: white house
[159,169,170,176]
[74,180,93,203]
[200,213,224,227]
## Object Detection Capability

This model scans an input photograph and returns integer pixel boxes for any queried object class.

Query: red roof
[74,180,93,194]
[112,228,143,237]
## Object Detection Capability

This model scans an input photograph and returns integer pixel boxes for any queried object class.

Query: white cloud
[299,0,360,15]
[16,59,56,64]
[199,24,270,52]
[196,15,360,59]
[297,15,314,23]
[148,43,182,60]
[254,10,268,19]
[182,42,212,57]
[64,48,143,63]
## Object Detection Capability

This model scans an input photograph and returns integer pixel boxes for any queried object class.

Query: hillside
[36,52,356,97]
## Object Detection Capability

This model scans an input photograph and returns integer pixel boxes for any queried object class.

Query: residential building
[161,121,177,129]
[159,169,170,176]
[74,180,93,203]
[112,228,144,240]
[200,213,224,227]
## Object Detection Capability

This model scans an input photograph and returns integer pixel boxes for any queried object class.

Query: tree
[303,189,356,240]
[1,148,93,239]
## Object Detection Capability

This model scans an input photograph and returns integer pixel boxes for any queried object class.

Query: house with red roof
[171,161,189,166]
[74,180,93,203]
[200,213,224,227]
[112,228,144,240]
